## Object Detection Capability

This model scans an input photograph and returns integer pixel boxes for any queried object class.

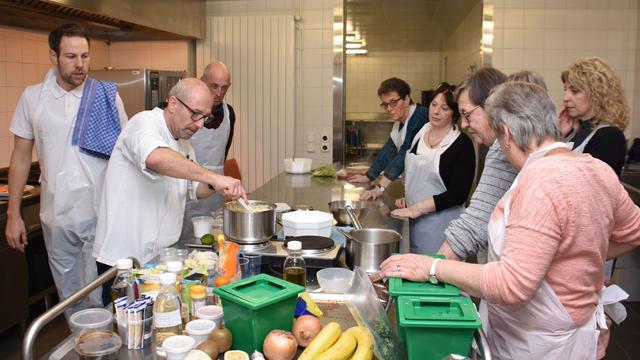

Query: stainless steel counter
[40,172,407,359]
[250,171,405,233]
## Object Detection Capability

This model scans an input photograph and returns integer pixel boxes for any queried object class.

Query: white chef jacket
[10,68,127,228]
[93,107,199,266]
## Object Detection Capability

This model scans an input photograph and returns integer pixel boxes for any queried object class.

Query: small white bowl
[186,319,215,346]
[317,268,354,293]
[163,335,195,360]
[195,305,224,328]
[284,158,313,174]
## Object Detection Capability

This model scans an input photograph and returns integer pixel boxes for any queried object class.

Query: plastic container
[195,305,224,327]
[163,335,196,360]
[316,268,353,293]
[69,308,113,335]
[398,296,482,360]
[213,273,305,353]
[388,254,460,345]
[192,216,214,238]
[283,158,312,174]
[117,315,153,346]
[281,210,333,237]
[185,319,216,346]
[74,330,121,359]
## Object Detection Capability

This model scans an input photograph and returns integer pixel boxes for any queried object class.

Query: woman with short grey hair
[381,81,640,359]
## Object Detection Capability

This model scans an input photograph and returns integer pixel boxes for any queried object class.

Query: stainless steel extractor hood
[0,0,205,41]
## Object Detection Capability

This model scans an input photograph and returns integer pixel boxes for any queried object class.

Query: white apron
[481,142,608,359]
[390,104,416,149]
[179,102,231,242]
[404,124,463,254]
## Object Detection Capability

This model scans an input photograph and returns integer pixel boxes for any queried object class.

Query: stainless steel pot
[223,200,276,244]
[328,200,370,226]
[344,228,401,273]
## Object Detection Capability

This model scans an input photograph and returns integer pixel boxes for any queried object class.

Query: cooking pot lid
[284,236,335,254]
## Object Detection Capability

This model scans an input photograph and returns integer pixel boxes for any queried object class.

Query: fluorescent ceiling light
[346,42,363,49]
[346,49,368,55]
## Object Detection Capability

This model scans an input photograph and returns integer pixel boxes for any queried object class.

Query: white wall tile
[565,9,588,29]
[545,9,566,28]
[586,9,608,29]
[504,29,524,48]
[302,10,323,29]
[504,8,525,28]
[523,29,546,48]
[524,9,546,28]
[302,29,323,48]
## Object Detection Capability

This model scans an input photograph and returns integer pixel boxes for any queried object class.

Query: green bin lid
[213,274,305,310]
[398,296,482,329]
[388,254,459,297]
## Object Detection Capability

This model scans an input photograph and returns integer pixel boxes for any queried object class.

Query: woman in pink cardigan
[381,81,640,359]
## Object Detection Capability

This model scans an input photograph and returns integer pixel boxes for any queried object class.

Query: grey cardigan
[444,141,518,259]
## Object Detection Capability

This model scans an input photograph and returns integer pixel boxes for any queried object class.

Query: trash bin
[398,296,482,360]
[213,274,304,353]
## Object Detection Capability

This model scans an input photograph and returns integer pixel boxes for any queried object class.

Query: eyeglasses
[461,105,481,122]
[435,82,455,94]
[380,97,403,109]
[174,96,210,123]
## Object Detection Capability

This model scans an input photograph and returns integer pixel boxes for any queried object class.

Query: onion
[291,315,322,347]
[262,330,297,360]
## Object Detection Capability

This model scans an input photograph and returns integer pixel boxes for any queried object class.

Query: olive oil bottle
[283,241,306,287]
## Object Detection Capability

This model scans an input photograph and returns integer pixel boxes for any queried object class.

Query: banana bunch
[298,322,373,360]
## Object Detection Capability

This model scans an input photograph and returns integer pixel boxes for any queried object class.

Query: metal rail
[22,257,140,360]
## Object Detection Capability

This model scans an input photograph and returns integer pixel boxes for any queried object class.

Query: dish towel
[72,77,121,159]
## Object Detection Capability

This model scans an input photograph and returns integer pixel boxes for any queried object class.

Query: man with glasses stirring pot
[93,78,246,305]
[349,77,428,201]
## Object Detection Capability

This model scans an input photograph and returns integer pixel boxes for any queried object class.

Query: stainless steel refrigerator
[89,69,186,118]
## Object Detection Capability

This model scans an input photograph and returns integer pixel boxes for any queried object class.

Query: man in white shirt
[180,61,236,242]
[93,78,245,304]
[5,23,128,314]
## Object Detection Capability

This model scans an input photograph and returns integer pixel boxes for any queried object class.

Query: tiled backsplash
[487,0,639,139]
[346,51,441,114]
[0,24,189,168]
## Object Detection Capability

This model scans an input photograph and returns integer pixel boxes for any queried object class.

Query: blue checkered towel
[72,77,121,159]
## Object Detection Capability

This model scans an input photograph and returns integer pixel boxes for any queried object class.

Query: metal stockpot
[344,228,401,273]
[223,200,276,244]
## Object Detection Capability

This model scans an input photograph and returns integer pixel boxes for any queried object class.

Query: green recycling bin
[388,253,460,345]
[213,274,305,353]
[398,296,482,360]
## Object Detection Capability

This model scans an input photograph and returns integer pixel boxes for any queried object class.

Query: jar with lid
[190,285,206,319]
[283,241,306,287]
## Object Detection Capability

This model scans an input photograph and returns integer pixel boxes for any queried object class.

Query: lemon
[200,233,214,245]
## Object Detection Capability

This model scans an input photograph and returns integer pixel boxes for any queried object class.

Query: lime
[200,233,214,245]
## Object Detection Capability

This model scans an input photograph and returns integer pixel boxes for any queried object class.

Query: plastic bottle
[190,285,206,319]
[283,241,306,287]
[111,258,138,332]
[153,273,182,355]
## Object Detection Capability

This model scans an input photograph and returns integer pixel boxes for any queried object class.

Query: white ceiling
[346,0,481,52]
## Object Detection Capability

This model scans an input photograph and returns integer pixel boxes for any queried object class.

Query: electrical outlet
[321,143,329,152]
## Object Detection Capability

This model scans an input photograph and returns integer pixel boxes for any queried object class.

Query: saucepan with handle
[337,206,401,273]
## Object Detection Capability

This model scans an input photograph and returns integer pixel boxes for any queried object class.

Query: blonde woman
[559,57,629,175]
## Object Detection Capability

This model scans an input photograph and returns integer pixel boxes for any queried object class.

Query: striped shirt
[444,141,518,259]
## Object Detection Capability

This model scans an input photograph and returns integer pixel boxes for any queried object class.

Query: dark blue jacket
[366,105,429,181]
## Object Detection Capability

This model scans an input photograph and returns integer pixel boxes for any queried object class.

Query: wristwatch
[429,258,441,284]
[377,184,386,192]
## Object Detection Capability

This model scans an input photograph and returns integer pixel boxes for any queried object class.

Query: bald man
[180,61,237,242]
[94,78,246,304]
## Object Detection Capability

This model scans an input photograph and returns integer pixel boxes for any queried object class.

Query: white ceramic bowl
[284,158,313,174]
[316,268,354,293]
